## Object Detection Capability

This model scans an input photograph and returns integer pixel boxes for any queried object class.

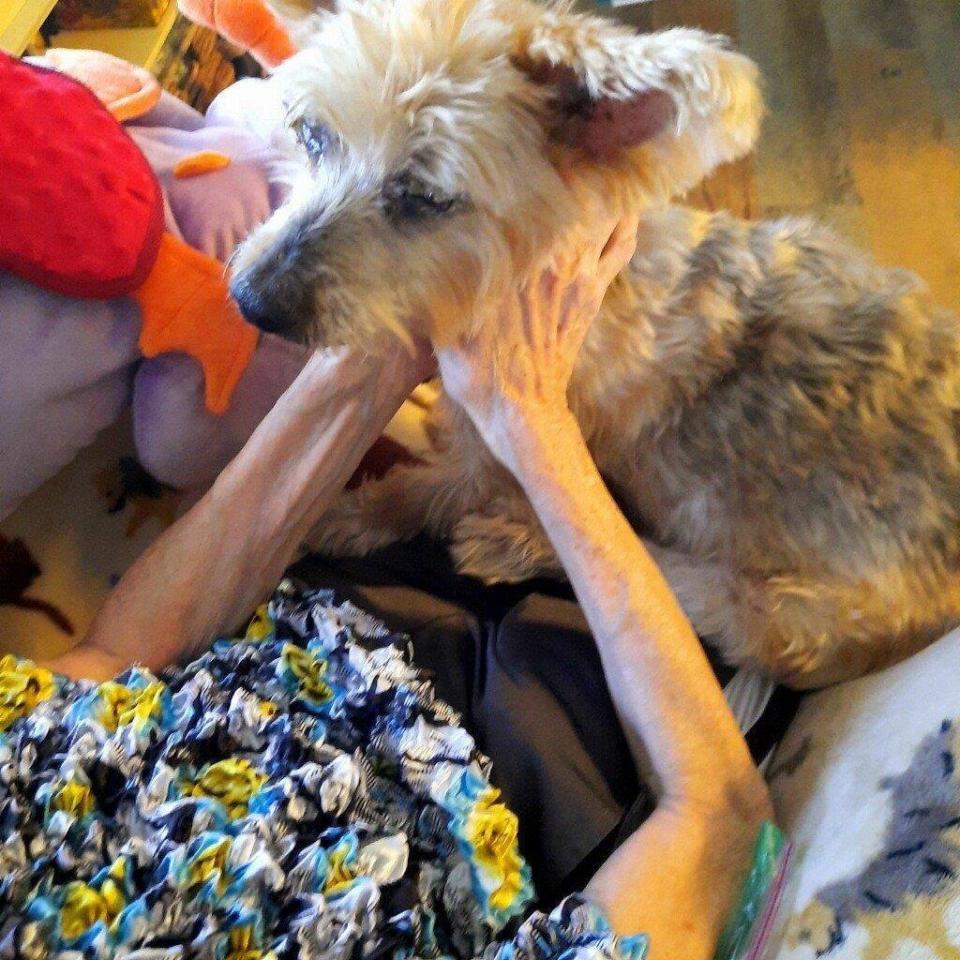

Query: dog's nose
[230,277,295,335]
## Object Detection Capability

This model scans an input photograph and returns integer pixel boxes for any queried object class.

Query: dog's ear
[513,16,763,196]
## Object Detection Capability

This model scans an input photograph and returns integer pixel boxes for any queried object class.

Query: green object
[714,823,789,960]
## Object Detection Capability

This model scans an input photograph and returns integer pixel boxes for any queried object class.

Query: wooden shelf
[0,0,59,54]
[51,0,178,70]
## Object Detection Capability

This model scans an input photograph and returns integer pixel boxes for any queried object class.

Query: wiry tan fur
[232,0,960,688]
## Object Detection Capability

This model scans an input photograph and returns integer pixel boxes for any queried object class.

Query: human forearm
[503,409,760,807]
[504,410,770,950]
[48,348,419,678]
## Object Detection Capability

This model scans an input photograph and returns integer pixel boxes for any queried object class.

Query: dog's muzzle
[230,271,314,339]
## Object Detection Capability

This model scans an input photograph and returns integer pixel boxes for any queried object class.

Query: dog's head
[230,0,762,349]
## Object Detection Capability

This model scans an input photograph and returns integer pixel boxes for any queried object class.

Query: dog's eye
[382,175,462,225]
[394,192,456,220]
[292,118,332,163]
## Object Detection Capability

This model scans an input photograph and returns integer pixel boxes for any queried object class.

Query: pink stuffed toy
[1,48,418,521]
[0,51,309,519]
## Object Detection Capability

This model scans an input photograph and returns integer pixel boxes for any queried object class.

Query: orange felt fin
[173,151,232,178]
[134,233,258,414]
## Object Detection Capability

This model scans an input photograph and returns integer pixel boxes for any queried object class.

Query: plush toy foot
[134,340,427,493]
[177,0,295,69]
[26,49,161,122]
[0,273,141,521]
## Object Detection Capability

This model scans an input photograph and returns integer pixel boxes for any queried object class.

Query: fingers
[458,211,636,360]
[596,214,639,289]
[553,212,638,288]
[518,275,538,348]
[538,266,560,303]
[557,280,589,337]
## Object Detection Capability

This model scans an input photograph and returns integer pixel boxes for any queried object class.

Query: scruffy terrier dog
[231,0,960,688]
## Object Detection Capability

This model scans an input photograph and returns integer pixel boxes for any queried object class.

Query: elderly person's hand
[436,216,637,474]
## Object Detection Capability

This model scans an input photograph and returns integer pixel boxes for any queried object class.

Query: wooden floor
[586,0,960,312]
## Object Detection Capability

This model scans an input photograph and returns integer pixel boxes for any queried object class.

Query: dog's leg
[725,571,960,689]
[601,547,926,687]
[308,460,475,558]
[380,483,899,690]
[447,497,743,643]
[449,520,886,689]
[314,449,909,692]
[580,546,867,688]
[449,508,564,584]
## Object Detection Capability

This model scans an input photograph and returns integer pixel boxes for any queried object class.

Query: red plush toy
[0,53,257,413]
[0,54,162,298]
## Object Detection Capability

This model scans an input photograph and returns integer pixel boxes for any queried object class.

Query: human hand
[291,335,436,410]
[435,216,637,472]
[371,334,437,395]
[39,643,129,682]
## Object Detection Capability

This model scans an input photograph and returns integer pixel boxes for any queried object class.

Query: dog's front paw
[449,513,563,585]
[307,493,400,558]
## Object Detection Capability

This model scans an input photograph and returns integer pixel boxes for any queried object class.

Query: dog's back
[580,205,960,684]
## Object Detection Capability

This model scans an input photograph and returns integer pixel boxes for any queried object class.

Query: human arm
[44,344,430,681]
[495,408,771,957]
[436,225,772,959]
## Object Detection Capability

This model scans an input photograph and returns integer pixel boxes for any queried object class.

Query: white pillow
[765,628,960,960]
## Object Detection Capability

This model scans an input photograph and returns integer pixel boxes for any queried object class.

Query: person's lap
[291,535,798,902]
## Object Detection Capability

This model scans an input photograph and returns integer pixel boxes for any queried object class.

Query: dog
[229,0,960,689]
